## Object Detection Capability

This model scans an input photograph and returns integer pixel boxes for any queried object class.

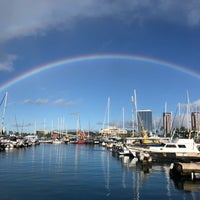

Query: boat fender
[139,151,144,161]
[147,156,152,162]
[144,152,150,158]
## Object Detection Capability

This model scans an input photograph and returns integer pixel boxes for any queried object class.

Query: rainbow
[0,53,199,92]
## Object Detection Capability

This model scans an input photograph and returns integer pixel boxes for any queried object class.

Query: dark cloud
[1,0,200,42]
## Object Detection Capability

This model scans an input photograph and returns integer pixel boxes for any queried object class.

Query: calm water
[0,144,200,200]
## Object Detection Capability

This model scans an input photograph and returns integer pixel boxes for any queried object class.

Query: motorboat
[52,139,63,144]
[136,138,200,162]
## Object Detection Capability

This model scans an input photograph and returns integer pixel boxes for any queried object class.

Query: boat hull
[144,151,200,162]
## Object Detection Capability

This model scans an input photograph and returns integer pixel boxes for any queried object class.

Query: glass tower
[137,110,152,133]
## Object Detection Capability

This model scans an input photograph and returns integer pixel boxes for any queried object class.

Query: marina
[0,142,200,199]
[1,80,200,199]
[126,137,200,163]
[1,1,200,199]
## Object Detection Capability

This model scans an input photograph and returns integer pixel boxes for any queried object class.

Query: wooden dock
[170,162,200,180]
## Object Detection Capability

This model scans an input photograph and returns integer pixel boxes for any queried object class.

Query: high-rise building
[137,110,152,133]
[191,112,200,131]
[163,112,172,137]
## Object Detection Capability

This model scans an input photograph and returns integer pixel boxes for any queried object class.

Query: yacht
[136,138,200,162]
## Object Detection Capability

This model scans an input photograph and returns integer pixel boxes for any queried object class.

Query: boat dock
[170,162,200,180]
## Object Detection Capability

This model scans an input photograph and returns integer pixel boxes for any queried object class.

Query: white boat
[24,135,40,145]
[137,138,200,162]
[117,146,131,156]
[52,139,63,144]
[127,145,137,157]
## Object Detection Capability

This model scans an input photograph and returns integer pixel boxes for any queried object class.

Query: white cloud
[24,98,48,105]
[53,98,78,107]
[0,54,16,72]
[1,0,200,42]
[23,98,78,106]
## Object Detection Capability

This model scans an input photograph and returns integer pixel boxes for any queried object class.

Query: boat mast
[34,120,37,135]
[164,101,167,137]
[178,102,181,131]
[133,89,138,133]
[131,89,138,136]
[51,120,53,135]
[122,107,125,129]
[44,118,46,134]
[186,90,191,137]
[102,97,110,130]
[1,92,8,135]
[131,95,134,135]
[107,97,110,129]
[76,112,80,135]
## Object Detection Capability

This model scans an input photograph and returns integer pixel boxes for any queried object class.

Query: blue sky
[1,0,200,133]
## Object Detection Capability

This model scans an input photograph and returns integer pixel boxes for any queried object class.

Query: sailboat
[76,113,86,144]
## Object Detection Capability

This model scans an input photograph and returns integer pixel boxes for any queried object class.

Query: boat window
[166,144,176,148]
[178,145,186,148]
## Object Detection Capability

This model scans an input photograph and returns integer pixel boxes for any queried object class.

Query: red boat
[76,139,86,144]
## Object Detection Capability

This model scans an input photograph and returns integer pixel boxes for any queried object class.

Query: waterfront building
[191,112,200,132]
[36,130,49,135]
[99,126,127,136]
[137,110,152,133]
[163,112,172,137]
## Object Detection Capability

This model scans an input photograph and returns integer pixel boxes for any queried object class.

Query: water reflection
[171,177,200,192]
[118,154,200,198]
[101,147,111,197]
[117,155,153,200]
[74,144,79,171]
[1,143,200,200]
[120,156,138,168]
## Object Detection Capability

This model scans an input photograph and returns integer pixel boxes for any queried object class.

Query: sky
[1,0,200,134]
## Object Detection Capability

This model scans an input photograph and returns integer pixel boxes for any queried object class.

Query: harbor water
[0,143,200,200]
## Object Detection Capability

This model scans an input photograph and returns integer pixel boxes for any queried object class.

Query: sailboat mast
[15,115,19,134]
[76,112,80,135]
[186,90,190,132]
[107,97,110,129]
[1,92,8,135]
[34,121,37,135]
[44,118,46,133]
[134,89,138,132]
[131,95,134,134]
[178,102,181,130]
[122,107,125,129]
